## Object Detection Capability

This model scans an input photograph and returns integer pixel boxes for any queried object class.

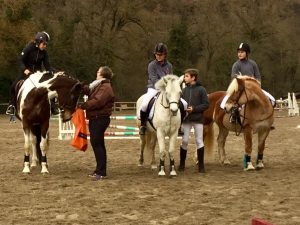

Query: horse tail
[204,122,214,156]
[32,124,42,164]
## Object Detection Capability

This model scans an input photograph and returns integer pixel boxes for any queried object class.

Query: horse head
[155,74,182,116]
[49,72,83,122]
[223,76,260,112]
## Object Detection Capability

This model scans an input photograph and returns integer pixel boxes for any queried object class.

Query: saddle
[146,95,157,117]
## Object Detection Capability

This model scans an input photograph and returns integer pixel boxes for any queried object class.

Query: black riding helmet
[35,31,50,44]
[237,43,250,53]
[153,43,168,55]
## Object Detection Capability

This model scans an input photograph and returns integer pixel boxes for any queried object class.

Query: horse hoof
[138,163,144,167]
[170,170,177,176]
[22,162,31,173]
[22,169,31,174]
[256,160,264,170]
[244,162,255,171]
[222,159,231,165]
[151,165,157,170]
[158,171,166,176]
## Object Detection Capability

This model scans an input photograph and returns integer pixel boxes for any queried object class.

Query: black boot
[178,147,187,171]
[139,110,148,135]
[197,147,205,173]
[6,104,15,115]
[178,101,185,136]
[7,86,16,115]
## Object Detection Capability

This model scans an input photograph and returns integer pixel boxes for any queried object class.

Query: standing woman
[80,66,115,181]
[6,31,54,115]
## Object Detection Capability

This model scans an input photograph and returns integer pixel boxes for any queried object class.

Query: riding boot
[6,104,16,115]
[139,110,148,135]
[50,98,59,115]
[178,101,185,136]
[197,147,205,173]
[230,107,239,123]
[178,147,187,171]
[6,96,16,115]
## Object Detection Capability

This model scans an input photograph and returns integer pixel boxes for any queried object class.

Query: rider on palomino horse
[220,42,275,123]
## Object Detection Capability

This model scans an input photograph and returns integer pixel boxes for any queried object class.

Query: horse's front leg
[217,126,230,165]
[149,134,157,169]
[40,133,49,174]
[168,131,178,176]
[22,131,31,173]
[256,128,271,170]
[243,126,255,171]
[156,129,166,176]
[138,135,146,167]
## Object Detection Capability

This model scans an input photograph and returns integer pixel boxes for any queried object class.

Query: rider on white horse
[139,43,187,135]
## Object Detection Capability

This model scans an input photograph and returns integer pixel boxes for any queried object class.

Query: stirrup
[6,105,15,116]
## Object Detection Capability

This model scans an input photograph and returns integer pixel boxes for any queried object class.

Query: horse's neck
[158,91,169,108]
[247,90,273,116]
[153,92,169,120]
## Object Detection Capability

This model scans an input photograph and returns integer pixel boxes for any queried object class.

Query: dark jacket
[20,42,52,75]
[182,81,209,123]
[81,80,115,120]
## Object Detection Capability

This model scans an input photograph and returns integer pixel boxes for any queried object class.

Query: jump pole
[251,218,273,225]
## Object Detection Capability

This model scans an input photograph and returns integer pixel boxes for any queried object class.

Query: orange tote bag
[71,108,88,151]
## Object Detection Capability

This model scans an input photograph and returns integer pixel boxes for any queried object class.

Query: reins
[232,82,248,136]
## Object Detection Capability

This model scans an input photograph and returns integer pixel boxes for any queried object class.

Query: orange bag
[71,108,88,151]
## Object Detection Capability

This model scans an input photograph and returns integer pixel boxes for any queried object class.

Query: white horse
[136,75,183,176]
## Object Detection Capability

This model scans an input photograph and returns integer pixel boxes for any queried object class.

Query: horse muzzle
[171,110,178,116]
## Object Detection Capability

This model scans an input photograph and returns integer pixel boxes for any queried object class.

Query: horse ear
[178,75,184,85]
[155,76,167,91]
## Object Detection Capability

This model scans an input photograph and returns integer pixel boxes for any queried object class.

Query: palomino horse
[204,76,274,170]
[136,75,183,176]
[16,71,82,173]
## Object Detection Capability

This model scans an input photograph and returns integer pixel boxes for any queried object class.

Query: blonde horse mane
[227,75,261,96]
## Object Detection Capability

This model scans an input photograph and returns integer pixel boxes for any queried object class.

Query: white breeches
[181,123,204,150]
[141,88,158,112]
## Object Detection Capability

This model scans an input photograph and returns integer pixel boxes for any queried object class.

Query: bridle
[160,92,179,109]
[229,82,248,136]
[59,81,81,114]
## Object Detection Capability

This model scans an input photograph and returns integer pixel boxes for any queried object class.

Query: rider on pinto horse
[6,31,58,116]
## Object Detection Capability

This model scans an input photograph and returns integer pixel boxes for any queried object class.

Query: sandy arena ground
[0,111,299,225]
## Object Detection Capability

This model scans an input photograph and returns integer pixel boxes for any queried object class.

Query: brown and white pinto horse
[204,76,274,170]
[16,71,82,173]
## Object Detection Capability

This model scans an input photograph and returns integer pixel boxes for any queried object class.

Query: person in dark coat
[178,68,209,173]
[79,66,115,181]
